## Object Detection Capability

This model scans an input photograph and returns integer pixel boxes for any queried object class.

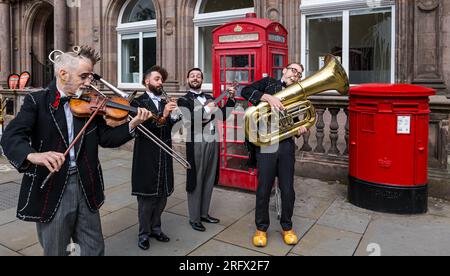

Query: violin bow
[40,96,108,189]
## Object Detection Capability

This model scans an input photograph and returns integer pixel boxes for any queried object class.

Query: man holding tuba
[242,63,308,248]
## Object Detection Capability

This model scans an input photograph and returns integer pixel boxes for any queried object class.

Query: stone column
[0,0,11,87]
[54,0,68,51]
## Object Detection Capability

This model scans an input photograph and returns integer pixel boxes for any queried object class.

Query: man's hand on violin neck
[27,152,65,173]
[129,108,153,130]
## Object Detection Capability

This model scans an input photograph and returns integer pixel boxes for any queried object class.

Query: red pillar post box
[348,84,436,214]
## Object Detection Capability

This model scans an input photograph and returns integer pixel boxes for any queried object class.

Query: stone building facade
[1,0,450,198]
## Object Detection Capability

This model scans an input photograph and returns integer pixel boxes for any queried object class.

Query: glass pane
[199,26,218,83]
[226,55,250,68]
[143,36,157,75]
[273,69,283,80]
[121,38,140,83]
[349,9,392,83]
[273,54,284,67]
[122,0,156,23]
[225,143,248,155]
[307,15,343,78]
[200,0,254,13]
[225,157,249,171]
[226,70,249,83]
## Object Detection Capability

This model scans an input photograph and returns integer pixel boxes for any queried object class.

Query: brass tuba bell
[245,54,349,147]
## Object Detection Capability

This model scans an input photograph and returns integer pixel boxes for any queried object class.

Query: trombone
[89,77,191,170]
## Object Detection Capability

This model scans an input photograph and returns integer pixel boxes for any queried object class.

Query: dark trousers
[137,196,167,239]
[255,139,296,232]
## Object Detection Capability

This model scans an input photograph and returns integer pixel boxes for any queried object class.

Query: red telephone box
[212,13,288,191]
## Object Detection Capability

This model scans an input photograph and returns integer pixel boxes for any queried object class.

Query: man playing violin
[131,66,179,251]
[0,46,152,256]
[178,68,236,232]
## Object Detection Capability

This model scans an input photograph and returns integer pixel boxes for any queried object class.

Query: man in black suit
[241,63,308,248]
[131,66,179,250]
[178,68,236,232]
[0,46,152,256]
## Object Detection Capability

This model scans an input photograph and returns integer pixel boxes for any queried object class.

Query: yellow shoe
[253,230,267,247]
[283,230,299,245]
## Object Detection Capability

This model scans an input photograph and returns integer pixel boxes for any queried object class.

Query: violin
[69,89,167,125]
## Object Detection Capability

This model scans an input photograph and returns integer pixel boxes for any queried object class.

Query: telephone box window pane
[121,38,140,83]
[349,9,392,84]
[121,0,156,23]
[307,15,342,78]
[200,0,254,13]
[226,55,250,68]
[143,36,157,74]
[273,69,283,80]
[226,71,249,83]
[274,54,284,67]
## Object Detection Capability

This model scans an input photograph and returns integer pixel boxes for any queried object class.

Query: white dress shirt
[56,85,77,168]
[146,91,179,121]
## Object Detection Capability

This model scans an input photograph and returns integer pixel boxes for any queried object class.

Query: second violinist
[0,46,153,256]
[131,66,180,251]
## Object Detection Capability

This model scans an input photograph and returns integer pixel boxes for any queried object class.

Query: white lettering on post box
[397,116,411,134]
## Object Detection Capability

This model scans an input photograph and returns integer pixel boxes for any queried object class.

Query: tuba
[245,55,349,147]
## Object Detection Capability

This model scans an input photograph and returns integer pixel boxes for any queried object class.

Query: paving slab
[102,183,135,213]
[292,196,335,221]
[100,159,132,171]
[0,244,21,256]
[189,239,268,256]
[292,224,362,256]
[105,212,225,256]
[18,243,42,256]
[0,208,17,226]
[355,214,450,256]
[317,200,372,234]
[215,211,315,256]
[167,188,255,227]
[0,220,38,251]
[428,197,450,219]
[102,167,132,190]
[294,177,346,201]
[101,208,138,238]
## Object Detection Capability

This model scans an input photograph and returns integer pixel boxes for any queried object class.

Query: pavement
[1,148,450,256]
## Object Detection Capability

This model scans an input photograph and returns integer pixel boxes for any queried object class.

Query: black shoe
[138,238,150,250]
[149,232,170,242]
[190,221,206,232]
[201,215,220,224]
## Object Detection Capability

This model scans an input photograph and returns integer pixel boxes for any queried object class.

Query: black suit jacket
[241,77,287,167]
[0,80,134,223]
[177,91,236,192]
[131,92,176,197]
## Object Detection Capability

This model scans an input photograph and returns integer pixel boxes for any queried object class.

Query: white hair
[53,53,93,77]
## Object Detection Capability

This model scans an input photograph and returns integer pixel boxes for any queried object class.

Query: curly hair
[142,65,169,85]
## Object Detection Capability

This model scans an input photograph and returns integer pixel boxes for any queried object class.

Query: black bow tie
[192,92,205,98]
[59,96,73,105]
[280,81,287,88]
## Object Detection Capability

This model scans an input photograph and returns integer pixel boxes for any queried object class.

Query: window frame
[194,1,255,91]
[300,0,396,85]
[117,0,157,89]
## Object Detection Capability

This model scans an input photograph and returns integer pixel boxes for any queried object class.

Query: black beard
[188,82,202,90]
[148,84,162,96]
